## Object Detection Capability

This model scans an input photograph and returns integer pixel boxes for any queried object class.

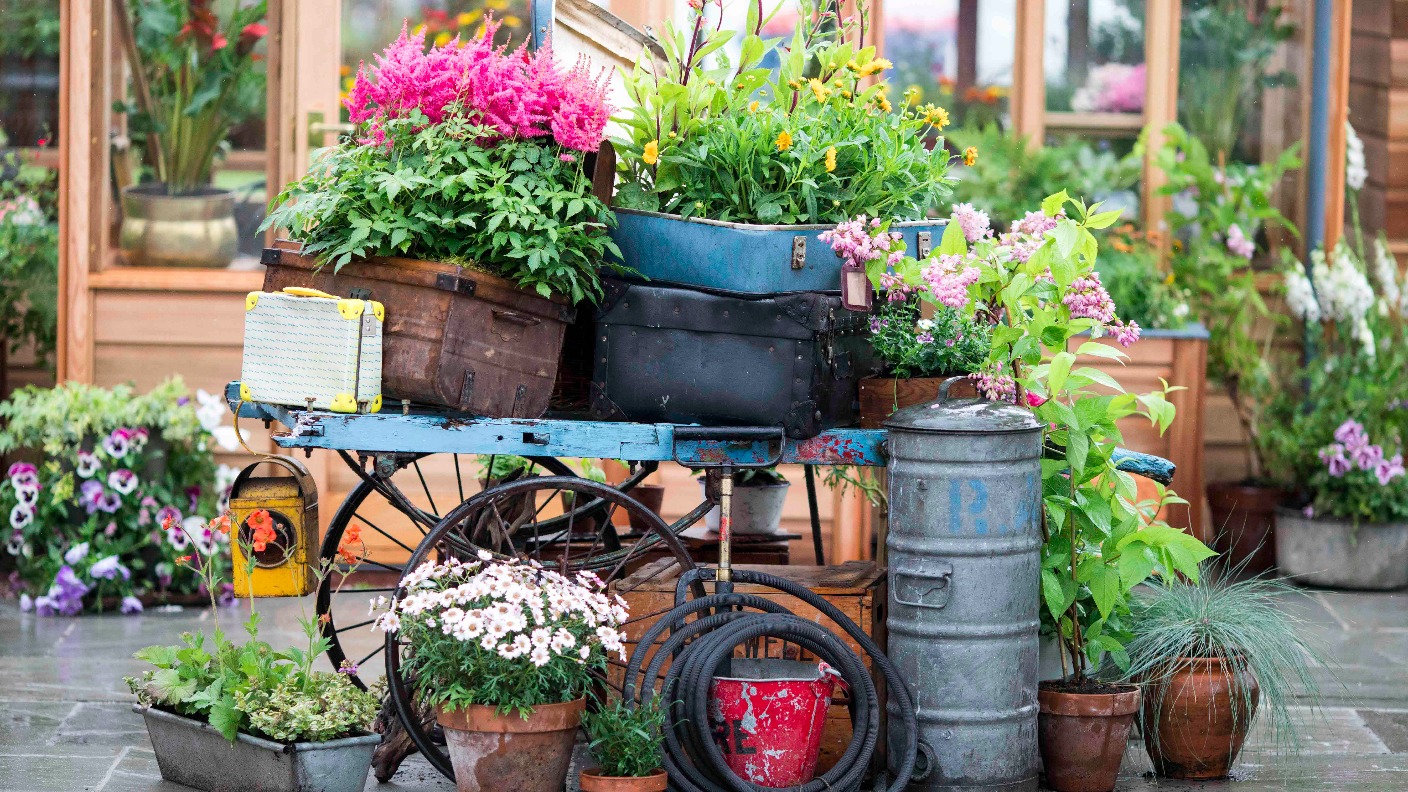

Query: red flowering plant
[265,19,622,303]
[126,511,379,744]
[117,0,268,193]
[826,193,1214,685]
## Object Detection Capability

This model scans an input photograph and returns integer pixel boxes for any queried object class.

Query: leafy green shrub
[583,696,667,778]
[0,152,58,367]
[1094,225,1191,331]
[265,114,620,303]
[868,299,990,378]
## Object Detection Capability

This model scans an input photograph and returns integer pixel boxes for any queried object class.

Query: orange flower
[248,509,273,533]
[344,524,362,544]
[775,130,793,152]
[212,514,233,535]
[318,613,332,625]
[175,555,192,564]
[963,146,978,167]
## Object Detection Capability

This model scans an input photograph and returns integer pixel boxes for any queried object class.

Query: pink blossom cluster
[1319,420,1406,486]
[820,215,904,270]
[969,372,1017,402]
[1226,224,1255,259]
[1063,272,1117,323]
[1012,210,1060,237]
[344,20,611,152]
[952,203,992,242]
[997,212,1061,263]
[921,254,980,309]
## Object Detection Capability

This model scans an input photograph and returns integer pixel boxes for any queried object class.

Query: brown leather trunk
[261,241,574,418]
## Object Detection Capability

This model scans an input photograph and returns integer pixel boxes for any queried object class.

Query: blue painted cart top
[224,382,1174,482]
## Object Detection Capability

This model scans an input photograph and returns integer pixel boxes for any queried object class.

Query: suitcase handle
[491,309,542,328]
[281,287,338,299]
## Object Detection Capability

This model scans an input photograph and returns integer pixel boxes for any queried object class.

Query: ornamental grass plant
[1120,570,1326,757]
[264,20,621,303]
[613,0,955,224]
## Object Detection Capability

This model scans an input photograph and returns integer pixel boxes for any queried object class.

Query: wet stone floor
[2,588,1408,791]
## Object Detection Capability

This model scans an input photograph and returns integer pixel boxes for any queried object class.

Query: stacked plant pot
[594,210,950,438]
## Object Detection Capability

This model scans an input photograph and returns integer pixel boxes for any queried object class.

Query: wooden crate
[611,559,887,774]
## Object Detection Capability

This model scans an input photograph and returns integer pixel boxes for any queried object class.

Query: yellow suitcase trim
[245,292,260,311]
[329,393,358,413]
[369,394,383,413]
[337,299,365,320]
[370,301,386,323]
[239,382,253,402]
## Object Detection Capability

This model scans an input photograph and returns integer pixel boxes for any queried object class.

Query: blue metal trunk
[609,209,948,294]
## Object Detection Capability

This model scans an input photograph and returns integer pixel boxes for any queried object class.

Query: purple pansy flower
[75,450,101,479]
[90,555,130,581]
[63,542,89,565]
[103,429,132,460]
[120,595,144,614]
[107,469,138,495]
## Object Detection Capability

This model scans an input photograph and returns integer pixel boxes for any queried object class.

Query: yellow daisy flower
[860,57,893,77]
[809,78,832,102]
[748,100,760,113]
[775,130,793,152]
[825,146,837,173]
[963,146,978,166]
[643,140,660,166]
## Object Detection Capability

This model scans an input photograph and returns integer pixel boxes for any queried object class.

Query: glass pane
[0,0,62,148]
[881,0,1016,129]
[1044,0,1145,114]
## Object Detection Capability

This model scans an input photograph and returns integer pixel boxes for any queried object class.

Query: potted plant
[1155,123,1302,572]
[262,20,620,417]
[698,467,791,536]
[832,192,1215,792]
[374,555,629,792]
[580,694,669,792]
[0,150,59,379]
[0,380,226,615]
[1271,237,1408,589]
[1120,570,1323,779]
[127,513,381,792]
[843,211,991,427]
[116,0,268,267]
[609,0,954,295]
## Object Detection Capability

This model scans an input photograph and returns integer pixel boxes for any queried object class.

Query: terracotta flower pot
[1142,656,1259,779]
[627,484,666,534]
[578,768,669,792]
[1206,482,1286,576]
[1037,682,1142,792]
[436,699,584,792]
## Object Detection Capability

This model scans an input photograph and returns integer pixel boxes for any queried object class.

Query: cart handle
[671,427,786,469]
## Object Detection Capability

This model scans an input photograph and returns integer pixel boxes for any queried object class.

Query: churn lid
[883,377,1043,435]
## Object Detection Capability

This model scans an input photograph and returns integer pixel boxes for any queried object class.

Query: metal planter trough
[609,208,946,294]
[136,705,380,792]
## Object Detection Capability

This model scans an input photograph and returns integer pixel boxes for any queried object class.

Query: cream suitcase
[240,287,384,414]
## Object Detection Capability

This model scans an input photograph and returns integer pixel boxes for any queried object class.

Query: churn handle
[229,455,318,505]
[936,374,972,403]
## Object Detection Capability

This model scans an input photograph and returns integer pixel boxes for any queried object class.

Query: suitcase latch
[435,273,477,297]
[916,231,933,258]
[791,237,806,270]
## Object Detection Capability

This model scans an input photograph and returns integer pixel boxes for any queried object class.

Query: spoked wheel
[385,476,700,780]
[316,452,578,691]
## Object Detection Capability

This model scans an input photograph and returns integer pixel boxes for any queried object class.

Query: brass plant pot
[119,184,238,268]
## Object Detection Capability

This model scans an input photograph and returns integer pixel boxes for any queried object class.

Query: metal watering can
[708,659,844,788]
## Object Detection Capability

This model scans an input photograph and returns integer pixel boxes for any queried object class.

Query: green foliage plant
[126,514,378,743]
[1178,1,1295,161]
[1154,123,1301,482]
[1094,224,1191,331]
[118,0,269,192]
[375,555,629,716]
[582,695,667,778]
[1121,569,1325,758]
[867,298,991,379]
[825,193,1216,683]
[613,0,954,223]
[0,380,220,611]
[0,151,59,366]
[265,112,620,303]
[0,0,60,59]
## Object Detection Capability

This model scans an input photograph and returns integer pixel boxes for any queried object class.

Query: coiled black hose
[619,569,918,792]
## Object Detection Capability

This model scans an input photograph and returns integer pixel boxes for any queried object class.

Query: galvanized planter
[1275,508,1408,590]
[884,386,1043,792]
[136,705,379,792]
[608,208,946,294]
[119,184,239,268]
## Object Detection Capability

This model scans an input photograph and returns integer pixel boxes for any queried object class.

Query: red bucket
[708,659,842,788]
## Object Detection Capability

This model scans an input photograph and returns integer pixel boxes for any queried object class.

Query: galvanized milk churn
[885,379,1043,792]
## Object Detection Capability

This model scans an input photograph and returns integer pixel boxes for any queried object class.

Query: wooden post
[610,0,675,34]
[58,0,110,384]
[1011,0,1046,146]
[956,0,979,96]
[1322,0,1354,250]
[1141,0,1182,233]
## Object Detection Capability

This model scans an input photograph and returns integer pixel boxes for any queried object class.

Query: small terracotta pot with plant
[375,555,630,792]
[1121,570,1324,779]
[580,694,669,792]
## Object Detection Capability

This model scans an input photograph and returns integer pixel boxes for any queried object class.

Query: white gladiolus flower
[1346,121,1368,192]
[1284,262,1321,323]
[1373,237,1403,312]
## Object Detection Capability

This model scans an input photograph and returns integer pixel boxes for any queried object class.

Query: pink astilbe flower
[343,19,611,152]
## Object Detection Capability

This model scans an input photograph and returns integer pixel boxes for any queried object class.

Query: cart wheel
[385,476,698,781]
[316,453,575,690]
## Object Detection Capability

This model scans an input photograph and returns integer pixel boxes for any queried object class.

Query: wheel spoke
[413,460,439,517]
[358,557,407,576]
[355,512,418,555]
[355,645,384,669]
[333,617,377,635]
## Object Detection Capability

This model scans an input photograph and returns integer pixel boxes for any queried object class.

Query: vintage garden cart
[225,381,1173,781]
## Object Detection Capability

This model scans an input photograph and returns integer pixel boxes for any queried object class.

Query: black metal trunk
[589,280,879,438]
